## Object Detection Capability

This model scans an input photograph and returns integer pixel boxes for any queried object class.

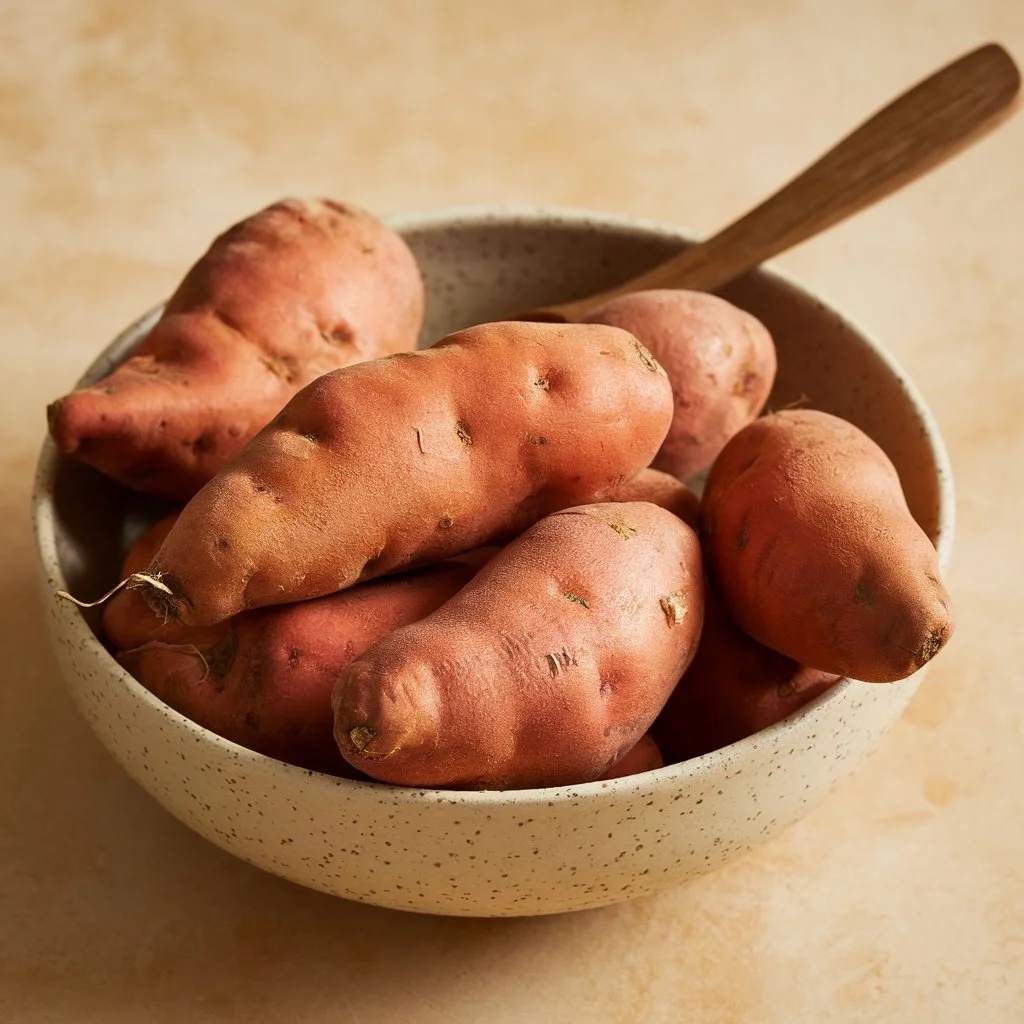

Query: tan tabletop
[4,2,1023,1020]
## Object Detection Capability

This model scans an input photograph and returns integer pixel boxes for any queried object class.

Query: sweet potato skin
[117,562,474,775]
[606,467,699,529]
[102,512,228,652]
[653,580,839,763]
[597,733,664,780]
[332,501,704,790]
[585,289,776,481]
[699,409,954,682]
[47,198,424,499]
[143,320,674,626]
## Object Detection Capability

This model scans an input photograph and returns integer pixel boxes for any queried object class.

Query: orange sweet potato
[699,409,954,682]
[48,198,424,499]
[136,320,673,626]
[652,581,840,763]
[102,512,226,651]
[117,562,475,775]
[606,467,699,529]
[597,734,665,780]
[584,289,776,480]
[332,501,704,790]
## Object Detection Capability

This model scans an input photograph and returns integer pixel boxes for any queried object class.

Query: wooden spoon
[525,42,1020,323]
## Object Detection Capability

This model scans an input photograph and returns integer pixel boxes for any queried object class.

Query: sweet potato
[332,501,704,790]
[117,562,475,775]
[597,734,664,780]
[606,467,699,528]
[652,581,840,763]
[47,198,424,500]
[136,320,674,626]
[584,289,776,480]
[699,409,954,682]
[102,512,226,651]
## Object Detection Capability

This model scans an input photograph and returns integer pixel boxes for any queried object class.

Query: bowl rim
[32,203,956,808]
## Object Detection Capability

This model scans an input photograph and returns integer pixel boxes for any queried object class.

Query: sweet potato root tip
[349,725,376,751]
[132,572,189,623]
[918,622,951,667]
[56,576,134,610]
[341,721,401,761]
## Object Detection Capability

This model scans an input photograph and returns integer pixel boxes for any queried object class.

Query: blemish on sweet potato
[258,353,295,383]
[660,591,687,625]
[630,337,666,376]
[545,649,576,676]
[456,420,472,446]
[321,323,355,346]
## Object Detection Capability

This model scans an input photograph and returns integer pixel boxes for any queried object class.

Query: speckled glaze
[32,208,955,918]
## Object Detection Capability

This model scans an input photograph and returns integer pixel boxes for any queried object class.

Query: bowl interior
[46,206,951,658]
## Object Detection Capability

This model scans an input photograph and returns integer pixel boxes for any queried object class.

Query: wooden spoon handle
[540,43,1020,322]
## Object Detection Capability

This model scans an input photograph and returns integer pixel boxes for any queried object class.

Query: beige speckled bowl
[32,207,954,917]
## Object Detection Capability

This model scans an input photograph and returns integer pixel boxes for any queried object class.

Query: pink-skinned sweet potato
[652,580,840,763]
[135,320,673,626]
[699,409,954,682]
[117,561,475,775]
[47,198,424,500]
[585,289,776,481]
[332,501,704,790]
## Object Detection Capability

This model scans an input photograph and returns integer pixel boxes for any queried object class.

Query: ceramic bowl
[32,207,954,917]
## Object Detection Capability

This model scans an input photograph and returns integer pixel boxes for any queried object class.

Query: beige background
[3,1,1023,1020]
